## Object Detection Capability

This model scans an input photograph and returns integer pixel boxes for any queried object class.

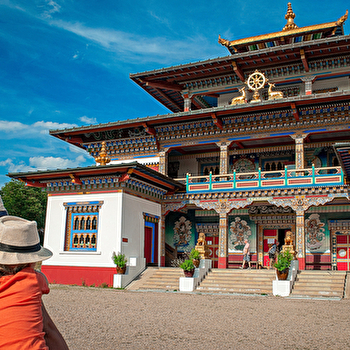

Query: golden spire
[94,141,111,166]
[283,2,298,31]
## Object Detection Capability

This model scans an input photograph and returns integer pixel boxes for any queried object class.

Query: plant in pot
[274,249,293,280]
[112,252,127,274]
[180,259,195,277]
[189,248,201,268]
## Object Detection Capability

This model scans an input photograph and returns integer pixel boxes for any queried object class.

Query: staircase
[196,269,276,295]
[126,267,183,291]
[291,271,346,299]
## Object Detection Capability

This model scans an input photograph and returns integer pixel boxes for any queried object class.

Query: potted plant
[274,250,293,280]
[112,252,127,274]
[180,259,195,277]
[189,248,201,268]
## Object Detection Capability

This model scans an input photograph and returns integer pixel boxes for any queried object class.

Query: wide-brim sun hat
[0,216,52,265]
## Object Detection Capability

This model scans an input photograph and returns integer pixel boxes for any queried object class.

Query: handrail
[175,166,344,192]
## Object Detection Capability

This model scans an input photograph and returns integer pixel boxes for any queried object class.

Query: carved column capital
[190,198,252,214]
[268,195,334,212]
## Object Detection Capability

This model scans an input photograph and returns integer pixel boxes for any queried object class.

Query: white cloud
[41,0,61,19]
[0,155,89,174]
[29,155,86,169]
[0,120,78,138]
[80,115,97,124]
[0,120,27,132]
[33,120,78,134]
[49,20,211,62]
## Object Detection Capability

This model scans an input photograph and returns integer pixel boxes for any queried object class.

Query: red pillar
[218,257,228,269]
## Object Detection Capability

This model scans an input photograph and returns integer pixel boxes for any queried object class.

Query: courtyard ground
[44,284,350,350]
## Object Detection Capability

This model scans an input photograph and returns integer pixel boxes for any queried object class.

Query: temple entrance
[262,228,291,268]
[335,234,350,270]
[144,221,158,265]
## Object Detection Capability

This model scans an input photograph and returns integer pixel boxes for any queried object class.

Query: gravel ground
[43,285,350,350]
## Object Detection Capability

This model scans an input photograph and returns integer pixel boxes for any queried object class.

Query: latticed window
[63,201,104,251]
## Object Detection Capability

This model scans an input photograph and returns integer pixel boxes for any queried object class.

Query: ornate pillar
[182,93,192,112]
[291,133,308,173]
[301,75,316,95]
[219,212,229,268]
[159,149,168,176]
[216,141,231,175]
[295,208,306,270]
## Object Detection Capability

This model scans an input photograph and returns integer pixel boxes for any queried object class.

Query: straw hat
[0,216,52,264]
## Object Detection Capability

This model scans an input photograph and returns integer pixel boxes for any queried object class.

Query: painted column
[291,133,307,174]
[159,212,166,267]
[301,75,316,95]
[159,150,168,176]
[295,208,305,270]
[217,141,231,175]
[182,93,192,112]
[218,212,228,268]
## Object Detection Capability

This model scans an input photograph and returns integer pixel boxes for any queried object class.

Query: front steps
[291,270,347,299]
[126,267,183,291]
[196,269,276,295]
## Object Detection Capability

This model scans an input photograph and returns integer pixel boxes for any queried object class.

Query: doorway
[144,221,158,265]
[335,233,350,270]
[262,228,291,268]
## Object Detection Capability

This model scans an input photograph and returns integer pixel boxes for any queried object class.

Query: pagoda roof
[219,5,348,54]
[49,89,350,147]
[7,162,184,192]
[129,5,348,113]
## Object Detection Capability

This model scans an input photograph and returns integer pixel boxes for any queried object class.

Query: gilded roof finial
[94,141,111,166]
[336,9,348,26]
[283,2,298,31]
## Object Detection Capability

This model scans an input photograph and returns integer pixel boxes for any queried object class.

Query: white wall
[42,191,161,285]
[43,192,122,268]
[121,193,161,285]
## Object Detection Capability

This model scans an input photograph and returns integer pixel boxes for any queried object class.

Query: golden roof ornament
[282,2,298,31]
[94,141,111,166]
[336,9,348,26]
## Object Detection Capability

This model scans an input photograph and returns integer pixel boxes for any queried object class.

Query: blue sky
[0,0,349,187]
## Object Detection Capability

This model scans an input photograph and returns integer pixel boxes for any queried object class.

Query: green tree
[0,179,47,230]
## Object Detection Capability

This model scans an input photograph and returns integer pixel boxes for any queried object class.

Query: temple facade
[9,4,350,286]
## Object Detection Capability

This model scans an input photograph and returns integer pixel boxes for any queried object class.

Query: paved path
[44,285,350,350]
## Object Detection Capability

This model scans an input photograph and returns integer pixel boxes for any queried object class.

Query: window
[63,201,103,251]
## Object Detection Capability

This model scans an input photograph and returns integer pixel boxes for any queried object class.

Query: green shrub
[112,252,127,268]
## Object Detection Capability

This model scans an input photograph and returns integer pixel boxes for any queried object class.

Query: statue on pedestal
[195,232,210,259]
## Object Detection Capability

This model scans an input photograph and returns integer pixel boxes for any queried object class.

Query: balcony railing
[175,166,344,193]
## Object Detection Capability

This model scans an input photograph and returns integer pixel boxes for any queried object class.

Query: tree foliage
[0,179,47,230]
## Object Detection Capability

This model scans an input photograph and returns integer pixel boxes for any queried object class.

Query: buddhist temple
[8,3,350,287]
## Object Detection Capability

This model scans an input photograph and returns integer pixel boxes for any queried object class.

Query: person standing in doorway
[268,241,279,269]
[241,239,251,269]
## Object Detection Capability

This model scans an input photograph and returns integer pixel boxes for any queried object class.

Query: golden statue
[281,230,297,258]
[195,232,210,259]
[268,83,284,100]
[230,87,246,105]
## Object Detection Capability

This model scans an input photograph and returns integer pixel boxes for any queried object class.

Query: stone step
[197,287,272,294]
[291,290,343,298]
[127,267,183,291]
[290,271,346,298]
[293,285,344,292]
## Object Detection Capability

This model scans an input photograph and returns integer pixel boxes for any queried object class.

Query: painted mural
[173,216,193,252]
[228,217,253,252]
[305,214,326,251]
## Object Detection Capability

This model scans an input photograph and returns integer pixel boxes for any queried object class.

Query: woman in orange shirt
[0,216,69,349]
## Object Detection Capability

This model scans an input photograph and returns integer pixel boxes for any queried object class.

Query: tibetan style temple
[9,4,350,287]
